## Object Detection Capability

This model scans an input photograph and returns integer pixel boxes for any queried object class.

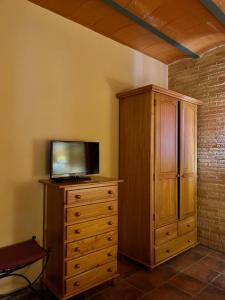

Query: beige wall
[0,0,167,291]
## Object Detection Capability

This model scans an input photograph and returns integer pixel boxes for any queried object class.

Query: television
[50,140,99,180]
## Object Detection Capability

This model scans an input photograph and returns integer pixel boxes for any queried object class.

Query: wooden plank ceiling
[29,0,225,64]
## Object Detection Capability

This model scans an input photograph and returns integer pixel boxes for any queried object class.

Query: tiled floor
[3,244,225,300]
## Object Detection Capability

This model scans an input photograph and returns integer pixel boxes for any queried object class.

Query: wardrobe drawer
[66,231,117,258]
[66,186,117,206]
[66,201,118,224]
[155,223,177,246]
[66,246,117,277]
[66,216,118,241]
[65,261,117,295]
[178,216,196,235]
[155,230,197,264]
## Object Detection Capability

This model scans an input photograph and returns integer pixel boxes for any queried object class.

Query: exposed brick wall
[169,45,225,252]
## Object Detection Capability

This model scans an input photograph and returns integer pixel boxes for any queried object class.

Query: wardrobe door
[180,102,197,219]
[155,94,178,228]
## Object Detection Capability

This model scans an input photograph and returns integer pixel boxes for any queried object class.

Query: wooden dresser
[40,177,121,300]
[117,85,203,269]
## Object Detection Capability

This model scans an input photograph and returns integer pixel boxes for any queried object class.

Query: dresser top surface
[39,176,122,190]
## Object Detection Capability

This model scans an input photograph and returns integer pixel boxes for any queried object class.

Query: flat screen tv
[50,140,99,180]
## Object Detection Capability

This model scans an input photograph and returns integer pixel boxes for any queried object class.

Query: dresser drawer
[66,231,117,258]
[155,223,177,246]
[65,261,117,295]
[178,216,196,236]
[155,230,197,264]
[66,186,117,206]
[66,201,118,224]
[66,216,118,241]
[66,246,117,277]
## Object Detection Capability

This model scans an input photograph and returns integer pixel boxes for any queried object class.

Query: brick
[169,45,225,252]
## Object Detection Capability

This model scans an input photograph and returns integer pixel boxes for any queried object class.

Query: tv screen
[50,141,99,179]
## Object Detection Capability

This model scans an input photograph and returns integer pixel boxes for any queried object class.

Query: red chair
[0,236,49,297]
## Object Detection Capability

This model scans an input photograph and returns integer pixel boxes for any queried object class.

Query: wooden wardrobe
[117,85,202,269]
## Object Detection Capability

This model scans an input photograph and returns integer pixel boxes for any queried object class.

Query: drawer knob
[188,239,191,243]
[73,281,79,287]
[107,268,112,272]
[166,249,170,253]
[108,221,113,225]
[74,264,80,269]
[107,252,112,257]
[108,206,113,210]
[75,195,81,199]
[107,237,113,241]
[74,229,80,234]
[108,190,113,195]
[187,224,191,227]
[74,247,80,252]
[166,232,170,236]
[75,212,81,217]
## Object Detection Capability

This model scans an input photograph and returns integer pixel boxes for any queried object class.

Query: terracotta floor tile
[166,250,204,271]
[140,283,191,300]
[126,264,177,292]
[183,261,219,283]
[169,273,206,295]
[190,245,213,257]
[101,280,143,300]
[87,293,108,300]
[200,255,225,273]
[118,258,141,278]
[209,251,225,262]
[197,285,225,300]
[211,274,225,290]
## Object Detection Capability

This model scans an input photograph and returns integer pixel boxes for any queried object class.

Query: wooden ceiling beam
[103,0,200,59]
[200,0,225,26]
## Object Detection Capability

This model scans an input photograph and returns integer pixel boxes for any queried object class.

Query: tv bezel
[49,140,99,179]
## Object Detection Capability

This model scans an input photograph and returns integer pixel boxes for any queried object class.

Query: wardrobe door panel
[180,102,197,219]
[155,94,178,228]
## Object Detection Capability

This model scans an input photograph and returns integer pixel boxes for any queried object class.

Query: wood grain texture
[180,102,197,219]
[155,230,197,263]
[155,223,178,246]
[66,231,117,259]
[65,261,117,296]
[155,93,178,227]
[44,185,65,296]
[117,84,203,105]
[66,185,117,206]
[65,246,117,277]
[118,85,200,268]
[66,201,118,224]
[178,216,196,236]
[40,178,119,299]
[66,215,118,242]
[119,91,151,265]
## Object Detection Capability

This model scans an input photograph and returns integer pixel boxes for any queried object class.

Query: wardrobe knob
[108,221,113,225]
[108,206,113,210]
[74,229,80,234]
[166,232,170,236]
[75,212,81,217]
[166,249,170,253]
[188,240,191,243]
[74,247,80,252]
[107,268,112,272]
[73,282,79,287]
[108,190,113,195]
[107,252,112,257]
[107,237,113,241]
[187,224,190,227]
[75,195,81,199]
